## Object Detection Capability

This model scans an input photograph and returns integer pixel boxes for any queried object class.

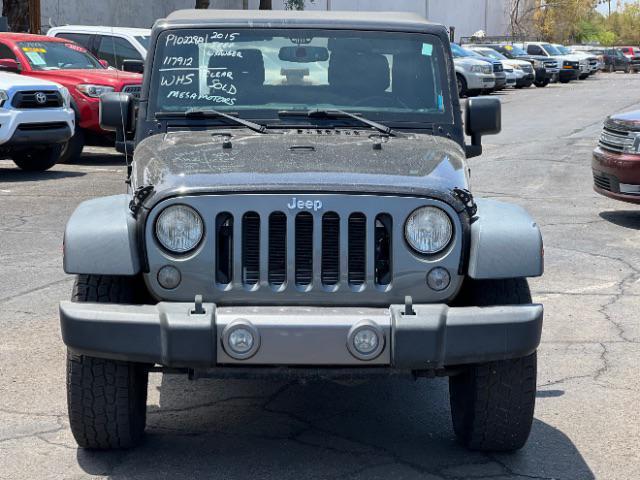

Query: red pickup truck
[0,33,142,162]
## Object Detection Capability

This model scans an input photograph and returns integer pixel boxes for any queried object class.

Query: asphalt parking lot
[1,73,639,480]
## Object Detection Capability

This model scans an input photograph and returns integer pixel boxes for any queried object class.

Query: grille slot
[374,214,392,286]
[295,212,314,286]
[348,213,367,287]
[268,212,287,286]
[17,122,67,131]
[215,213,233,285]
[242,212,260,286]
[593,172,613,192]
[11,90,62,108]
[212,208,396,291]
[321,212,340,286]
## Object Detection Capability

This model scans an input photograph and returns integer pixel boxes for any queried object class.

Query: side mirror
[99,59,109,68]
[100,92,135,156]
[122,59,144,73]
[0,58,20,73]
[465,97,501,158]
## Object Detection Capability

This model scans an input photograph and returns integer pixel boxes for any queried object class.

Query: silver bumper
[60,301,543,370]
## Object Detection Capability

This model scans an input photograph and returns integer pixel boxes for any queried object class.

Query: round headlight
[405,207,453,254]
[155,205,203,253]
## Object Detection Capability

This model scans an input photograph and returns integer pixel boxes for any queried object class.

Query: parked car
[568,45,605,71]
[0,71,74,170]
[518,42,580,83]
[619,46,640,61]
[554,44,598,76]
[465,46,535,88]
[472,43,558,87]
[450,42,495,96]
[0,33,142,162]
[602,48,640,73]
[460,46,507,91]
[593,110,640,204]
[60,10,544,452]
[47,26,150,73]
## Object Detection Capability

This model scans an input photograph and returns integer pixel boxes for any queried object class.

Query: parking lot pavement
[1,73,639,479]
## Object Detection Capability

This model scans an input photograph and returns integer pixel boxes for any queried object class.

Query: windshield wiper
[157,108,267,134]
[278,109,395,135]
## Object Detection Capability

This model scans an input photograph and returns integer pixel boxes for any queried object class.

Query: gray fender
[468,198,543,279]
[63,194,141,275]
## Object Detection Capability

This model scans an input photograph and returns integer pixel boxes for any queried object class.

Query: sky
[596,0,636,14]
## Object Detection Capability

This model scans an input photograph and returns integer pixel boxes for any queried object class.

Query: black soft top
[158,9,445,35]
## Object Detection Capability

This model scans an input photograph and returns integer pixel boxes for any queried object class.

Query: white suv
[47,26,150,72]
[0,71,74,171]
[450,43,495,97]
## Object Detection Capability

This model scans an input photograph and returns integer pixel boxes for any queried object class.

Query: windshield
[450,43,473,58]
[135,36,150,50]
[150,29,449,124]
[499,44,527,58]
[556,46,571,55]
[542,43,561,55]
[477,48,506,60]
[19,41,103,70]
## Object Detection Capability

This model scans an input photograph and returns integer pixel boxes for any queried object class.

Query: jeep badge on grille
[287,197,323,211]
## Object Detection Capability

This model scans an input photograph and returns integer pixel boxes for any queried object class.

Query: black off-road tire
[11,145,63,171]
[449,278,537,452]
[534,78,550,88]
[67,275,148,449]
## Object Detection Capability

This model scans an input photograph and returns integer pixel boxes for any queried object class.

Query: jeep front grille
[145,194,464,306]
[215,210,392,290]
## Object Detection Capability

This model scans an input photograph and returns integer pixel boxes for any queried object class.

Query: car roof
[0,32,69,42]
[49,26,151,36]
[160,9,440,33]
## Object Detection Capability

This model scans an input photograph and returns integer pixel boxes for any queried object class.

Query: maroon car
[592,110,640,204]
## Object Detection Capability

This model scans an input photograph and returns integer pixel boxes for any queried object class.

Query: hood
[454,57,489,68]
[504,59,531,68]
[31,68,142,88]
[131,129,469,207]
[607,110,640,131]
[0,71,63,90]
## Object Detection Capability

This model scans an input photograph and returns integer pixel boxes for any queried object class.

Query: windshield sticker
[25,51,46,65]
[421,43,433,56]
[504,45,513,51]
[64,43,87,53]
[22,46,46,53]
[437,94,444,111]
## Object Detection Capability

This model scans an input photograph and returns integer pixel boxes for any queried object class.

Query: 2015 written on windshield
[160,32,242,106]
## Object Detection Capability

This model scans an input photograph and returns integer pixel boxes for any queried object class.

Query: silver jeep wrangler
[60,10,543,452]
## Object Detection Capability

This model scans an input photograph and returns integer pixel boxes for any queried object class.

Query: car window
[477,48,505,60]
[0,42,17,61]
[18,41,103,70]
[527,45,544,55]
[450,43,472,58]
[56,32,93,49]
[150,28,450,124]
[135,36,150,50]
[97,35,142,69]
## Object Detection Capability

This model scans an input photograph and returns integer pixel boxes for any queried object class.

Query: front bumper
[592,147,640,204]
[465,72,495,90]
[60,301,543,370]
[559,68,579,81]
[0,107,74,145]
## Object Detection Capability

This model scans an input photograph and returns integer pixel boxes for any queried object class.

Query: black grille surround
[11,90,63,109]
[144,194,465,306]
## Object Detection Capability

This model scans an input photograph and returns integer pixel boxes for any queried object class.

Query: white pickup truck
[0,71,74,171]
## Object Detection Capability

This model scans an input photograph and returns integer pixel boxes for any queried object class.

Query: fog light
[427,267,450,291]
[157,265,181,289]
[222,321,260,360]
[347,321,384,361]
